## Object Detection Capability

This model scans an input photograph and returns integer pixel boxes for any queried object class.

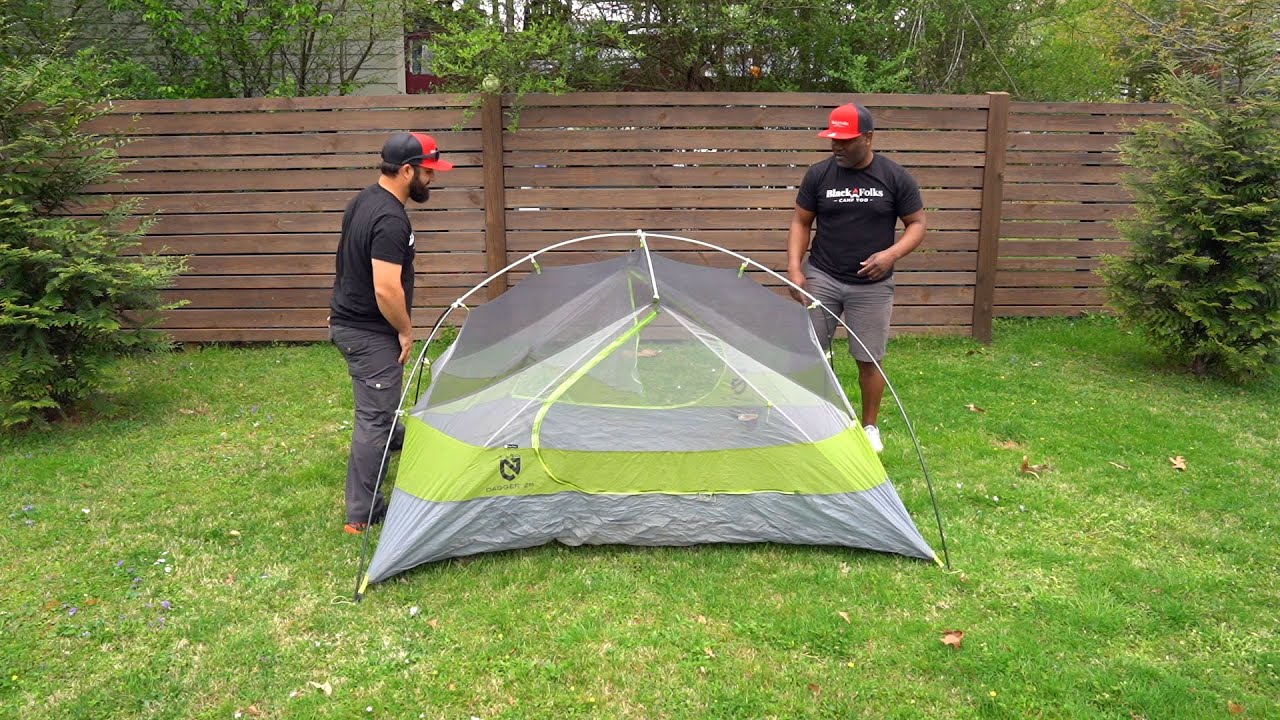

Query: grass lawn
[2,316,1277,719]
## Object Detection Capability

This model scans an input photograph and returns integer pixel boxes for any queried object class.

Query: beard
[408,174,431,203]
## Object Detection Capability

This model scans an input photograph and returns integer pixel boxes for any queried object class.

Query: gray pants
[804,261,895,363]
[331,325,405,525]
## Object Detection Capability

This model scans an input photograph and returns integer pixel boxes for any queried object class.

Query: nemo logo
[499,455,522,481]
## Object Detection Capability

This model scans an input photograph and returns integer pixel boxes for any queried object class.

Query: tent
[357,234,944,593]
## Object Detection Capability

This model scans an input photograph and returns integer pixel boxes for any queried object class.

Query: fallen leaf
[409,606,420,617]
[994,439,1021,450]
[1170,456,1187,471]
[837,611,851,624]
[941,629,965,649]
[428,618,440,629]
[695,615,708,624]
[704,647,716,658]
[44,600,60,611]
[84,598,100,606]
[1228,701,1245,714]
[307,680,333,696]
[839,562,851,576]
[224,574,236,585]
[1108,461,1129,470]
[807,683,822,695]
[737,413,758,422]
[229,529,241,537]
[1020,456,1049,479]
[245,706,265,718]
[636,348,661,358]
[965,403,986,414]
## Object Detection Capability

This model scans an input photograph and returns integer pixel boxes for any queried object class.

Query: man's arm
[372,258,414,365]
[856,210,926,282]
[786,205,817,302]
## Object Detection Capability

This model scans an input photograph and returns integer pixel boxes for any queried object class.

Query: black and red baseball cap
[817,103,874,140]
[381,132,454,171]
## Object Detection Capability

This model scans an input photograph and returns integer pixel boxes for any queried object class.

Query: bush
[1100,69,1280,380]
[0,44,185,427]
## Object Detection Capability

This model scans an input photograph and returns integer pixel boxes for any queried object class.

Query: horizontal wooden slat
[1010,102,1173,115]
[122,152,484,172]
[1004,134,1128,152]
[136,232,485,255]
[1000,221,1120,239]
[1002,184,1131,203]
[513,106,989,130]
[503,151,985,168]
[171,273,489,290]
[1007,114,1150,133]
[88,109,476,135]
[996,271,1107,287]
[185,253,486,275]
[506,130,988,152]
[89,168,486,193]
[503,230,979,253]
[999,240,1127,257]
[997,257,1103,271]
[1001,203,1132,221]
[504,209,979,232]
[510,250,976,272]
[81,189,486,215]
[1005,151,1122,166]
[133,210,482,235]
[105,94,479,113]
[510,92,993,109]
[504,166,983,188]
[118,131,483,158]
[994,305,1104,317]
[504,188,984,210]
[1003,166,1121,184]
[994,288,1105,304]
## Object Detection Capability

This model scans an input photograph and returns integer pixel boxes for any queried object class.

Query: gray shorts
[804,262,894,362]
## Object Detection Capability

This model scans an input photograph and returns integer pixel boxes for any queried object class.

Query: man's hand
[788,268,808,303]
[857,250,897,282]
[397,331,413,365]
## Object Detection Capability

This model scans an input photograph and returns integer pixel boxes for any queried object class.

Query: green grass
[2,316,1277,719]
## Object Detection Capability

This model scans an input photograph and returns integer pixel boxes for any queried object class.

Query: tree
[1100,0,1280,379]
[0,18,185,426]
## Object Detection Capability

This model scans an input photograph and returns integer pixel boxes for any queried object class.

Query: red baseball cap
[381,132,454,171]
[818,103,874,140]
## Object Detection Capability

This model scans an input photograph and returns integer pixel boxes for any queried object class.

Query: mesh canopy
[415,250,854,452]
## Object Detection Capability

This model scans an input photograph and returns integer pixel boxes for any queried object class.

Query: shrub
[0,44,185,427]
[1100,68,1280,380]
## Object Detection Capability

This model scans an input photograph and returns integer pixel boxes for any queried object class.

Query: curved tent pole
[353,231,950,599]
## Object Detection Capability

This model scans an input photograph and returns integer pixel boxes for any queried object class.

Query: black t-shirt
[329,184,415,335]
[795,154,923,284]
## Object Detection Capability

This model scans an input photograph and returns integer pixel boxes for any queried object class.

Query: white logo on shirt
[408,233,416,247]
[825,187,884,203]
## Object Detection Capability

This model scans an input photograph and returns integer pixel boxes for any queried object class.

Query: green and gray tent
[361,237,940,589]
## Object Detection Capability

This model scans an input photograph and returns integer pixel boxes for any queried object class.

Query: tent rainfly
[357,234,943,593]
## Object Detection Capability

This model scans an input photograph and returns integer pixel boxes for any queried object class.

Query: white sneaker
[863,425,883,453]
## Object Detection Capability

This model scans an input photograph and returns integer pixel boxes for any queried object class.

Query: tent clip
[451,300,468,310]
[737,262,748,277]
[530,257,542,274]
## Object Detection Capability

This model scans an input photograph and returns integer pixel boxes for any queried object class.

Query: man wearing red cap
[787,103,927,453]
[329,132,453,534]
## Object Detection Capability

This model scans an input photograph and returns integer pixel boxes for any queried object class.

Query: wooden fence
[81,92,1171,343]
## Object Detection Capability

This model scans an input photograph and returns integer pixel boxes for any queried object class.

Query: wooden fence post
[972,91,1009,343]
[481,93,508,300]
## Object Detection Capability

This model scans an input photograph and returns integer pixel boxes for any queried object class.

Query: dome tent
[356,233,945,594]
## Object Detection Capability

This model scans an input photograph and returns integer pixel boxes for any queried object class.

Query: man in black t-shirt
[329,132,453,534]
[786,103,927,453]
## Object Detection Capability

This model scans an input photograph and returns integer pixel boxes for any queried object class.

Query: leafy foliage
[0,29,185,427]
[417,0,1118,99]
[1100,62,1280,380]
